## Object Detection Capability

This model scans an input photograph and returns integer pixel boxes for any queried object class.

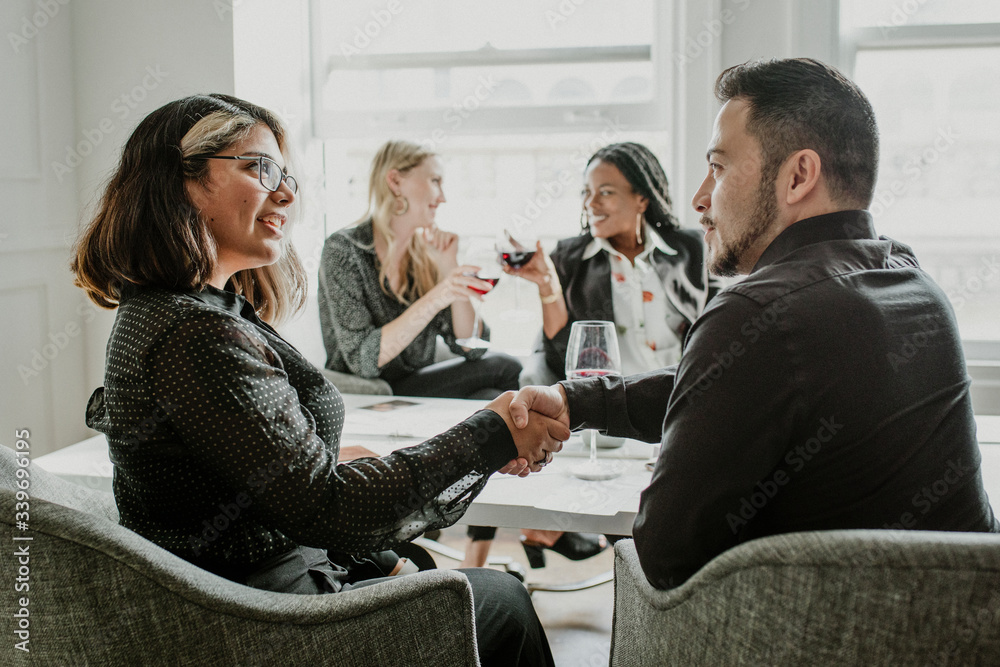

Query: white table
[33,395,656,536]
[32,400,1000,536]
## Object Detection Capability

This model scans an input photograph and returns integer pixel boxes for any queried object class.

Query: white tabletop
[32,401,1000,536]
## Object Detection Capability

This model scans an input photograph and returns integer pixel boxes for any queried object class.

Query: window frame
[839,9,1000,412]
[307,0,675,138]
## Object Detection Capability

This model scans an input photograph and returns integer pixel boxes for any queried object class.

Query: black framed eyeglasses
[198,155,297,194]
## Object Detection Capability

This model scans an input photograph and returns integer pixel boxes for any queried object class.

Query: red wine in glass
[566,369,612,380]
[500,250,536,269]
[468,276,499,295]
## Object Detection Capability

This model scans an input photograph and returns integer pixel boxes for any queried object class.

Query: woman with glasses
[72,94,560,667]
[317,140,522,400]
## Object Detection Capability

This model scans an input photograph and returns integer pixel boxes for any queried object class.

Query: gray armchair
[0,445,479,666]
[320,368,392,395]
[612,532,1000,666]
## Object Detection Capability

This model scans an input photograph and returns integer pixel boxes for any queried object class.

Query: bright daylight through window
[842,0,1000,344]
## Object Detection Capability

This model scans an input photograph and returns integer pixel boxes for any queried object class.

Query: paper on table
[533,469,648,516]
[342,399,480,438]
[477,466,648,516]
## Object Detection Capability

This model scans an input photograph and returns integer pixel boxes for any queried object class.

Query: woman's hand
[502,240,556,287]
[422,225,459,273]
[486,391,569,475]
[425,265,494,312]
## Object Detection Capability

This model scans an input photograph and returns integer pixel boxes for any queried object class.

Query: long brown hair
[71,94,307,324]
[361,140,439,305]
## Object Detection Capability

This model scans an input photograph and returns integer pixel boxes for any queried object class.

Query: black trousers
[246,545,553,667]
[389,351,522,400]
[350,567,554,666]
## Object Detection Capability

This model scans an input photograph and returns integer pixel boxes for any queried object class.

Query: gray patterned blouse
[84,285,515,582]
[318,220,487,382]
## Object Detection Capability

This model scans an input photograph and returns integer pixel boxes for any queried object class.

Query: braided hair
[581,142,680,241]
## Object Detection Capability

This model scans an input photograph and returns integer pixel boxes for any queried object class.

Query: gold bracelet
[539,292,561,305]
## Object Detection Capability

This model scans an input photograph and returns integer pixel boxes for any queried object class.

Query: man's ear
[781,149,822,206]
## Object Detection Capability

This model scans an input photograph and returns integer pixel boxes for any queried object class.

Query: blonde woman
[72,96,560,666]
[318,140,522,398]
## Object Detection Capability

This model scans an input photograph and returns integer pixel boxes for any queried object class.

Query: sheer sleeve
[147,310,517,556]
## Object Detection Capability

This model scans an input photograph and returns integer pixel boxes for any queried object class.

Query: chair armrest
[321,368,393,395]
[1,491,477,666]
[612,532,1000,666]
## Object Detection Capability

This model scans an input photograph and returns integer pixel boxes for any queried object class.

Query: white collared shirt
[582,224,687,375]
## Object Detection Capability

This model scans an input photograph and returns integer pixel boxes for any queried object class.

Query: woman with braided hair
[516,141,718,382]
[481,142,720,567]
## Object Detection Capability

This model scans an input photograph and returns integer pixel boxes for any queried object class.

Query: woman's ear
[385,168,401,196]
[636,194,649,214]
[184,178,207,210]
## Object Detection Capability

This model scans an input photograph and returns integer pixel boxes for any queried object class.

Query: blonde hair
[361,140,439,305]
[71,95,307,325]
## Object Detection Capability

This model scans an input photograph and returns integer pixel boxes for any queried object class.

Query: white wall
[0,0,238,455]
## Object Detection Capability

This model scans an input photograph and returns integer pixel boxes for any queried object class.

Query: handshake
[486,385,571,477]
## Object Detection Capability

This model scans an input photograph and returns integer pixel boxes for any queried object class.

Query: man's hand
[509,384,570,431]
[486,391,569,475]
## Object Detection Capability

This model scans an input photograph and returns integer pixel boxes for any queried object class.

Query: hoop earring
[635,212,644,246]
[394,195,409,215]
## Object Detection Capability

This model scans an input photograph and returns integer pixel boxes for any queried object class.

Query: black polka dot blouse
[85,285,516,581]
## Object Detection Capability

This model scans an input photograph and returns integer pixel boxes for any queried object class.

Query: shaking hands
[486,385,571,477]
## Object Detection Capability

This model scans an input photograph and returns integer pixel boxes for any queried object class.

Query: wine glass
[455,243,502,349]
[497,229,538,321]
[565,320,623,480]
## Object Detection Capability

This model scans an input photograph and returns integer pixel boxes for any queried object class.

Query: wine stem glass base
[455,337,490,349]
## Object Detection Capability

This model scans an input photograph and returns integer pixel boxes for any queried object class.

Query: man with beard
[509,58,999,590]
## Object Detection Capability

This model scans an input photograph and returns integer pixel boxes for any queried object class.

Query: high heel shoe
[520,532,608,569]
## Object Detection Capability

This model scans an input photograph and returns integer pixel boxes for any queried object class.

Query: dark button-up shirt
[85,285,516,581]
[563,210,998,589]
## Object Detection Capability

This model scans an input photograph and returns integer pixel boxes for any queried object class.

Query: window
[312,1,674,354]
[310,0,667,137]
[841,0,1000,346]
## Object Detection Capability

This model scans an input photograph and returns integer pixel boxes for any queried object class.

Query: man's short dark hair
[715,58,879,209]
